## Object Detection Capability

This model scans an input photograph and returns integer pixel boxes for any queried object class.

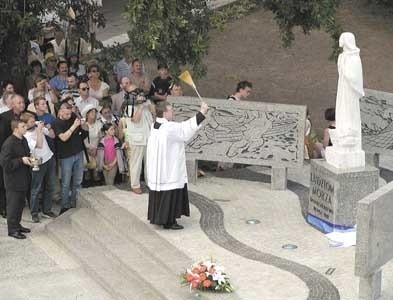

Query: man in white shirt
[21,112,57,223]
[147,101,208,229]
[119,87,154,194]
[75,81,99,113]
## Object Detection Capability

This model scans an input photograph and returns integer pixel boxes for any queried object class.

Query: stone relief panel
[360,89,393,154]
[169,97,306,168]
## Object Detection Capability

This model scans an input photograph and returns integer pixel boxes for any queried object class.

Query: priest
[147,100,209,229]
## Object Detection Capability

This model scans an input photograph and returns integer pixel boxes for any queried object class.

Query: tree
[124,0,211,78]
[124,0,344,78]
[0,0,105,93]
[260,0,342,59]
[0,0,45,91]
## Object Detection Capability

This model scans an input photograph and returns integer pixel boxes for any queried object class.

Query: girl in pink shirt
[97,123,127,185]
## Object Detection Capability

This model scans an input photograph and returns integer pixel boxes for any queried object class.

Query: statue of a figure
[325,32,365,169]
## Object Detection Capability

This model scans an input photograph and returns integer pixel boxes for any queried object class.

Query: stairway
[46,186,238,300]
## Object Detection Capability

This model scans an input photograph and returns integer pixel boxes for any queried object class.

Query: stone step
[45,214,166,300]
[78,187,240,300]
[79,187,194,274]
[70,208,202,300]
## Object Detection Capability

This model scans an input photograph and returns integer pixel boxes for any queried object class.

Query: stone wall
[355,180,393,299]
[169,96,306,168]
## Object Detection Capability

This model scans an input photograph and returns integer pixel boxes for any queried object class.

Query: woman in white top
[81,104,103,183]
[87,64,109,102]
[27,74,57,116]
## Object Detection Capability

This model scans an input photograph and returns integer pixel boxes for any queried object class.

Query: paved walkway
[1,158,393,299]
[0,212,112,299]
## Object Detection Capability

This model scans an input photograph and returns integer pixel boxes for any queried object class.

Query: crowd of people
[0,19,235,239]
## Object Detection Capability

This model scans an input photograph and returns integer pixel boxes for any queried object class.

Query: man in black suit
[0,119,32,239]
[0,94,26,218]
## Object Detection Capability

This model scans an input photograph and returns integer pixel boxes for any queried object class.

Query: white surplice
[147,116,201,191]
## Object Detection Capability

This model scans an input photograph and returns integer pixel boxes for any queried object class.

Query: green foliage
[0,0,46,83]
[124,0,211,78]
[210,0,259,31]
[0,0,105,88]
[262,0,342,48]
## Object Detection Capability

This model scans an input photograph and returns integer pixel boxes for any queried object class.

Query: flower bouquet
[182,258,234,293]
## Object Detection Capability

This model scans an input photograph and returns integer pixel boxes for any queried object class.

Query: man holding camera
[53,103,88,214]
[21,112,57,223]
[119,85,154,194]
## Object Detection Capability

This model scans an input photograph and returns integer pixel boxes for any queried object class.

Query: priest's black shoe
[171,223,184,230]
[1,210,6,218]
[163,223,184,230]
[8,232,26,239]
[19,226,31,233]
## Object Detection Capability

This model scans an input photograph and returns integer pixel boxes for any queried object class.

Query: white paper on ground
[325,230,357,248]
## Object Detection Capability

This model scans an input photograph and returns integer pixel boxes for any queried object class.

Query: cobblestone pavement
[112,159,393,300]
[2,156,393,299]
[189,191,340,300]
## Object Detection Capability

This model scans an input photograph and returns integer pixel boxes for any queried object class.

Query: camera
[124,88,148,105]
[122,88,149,117]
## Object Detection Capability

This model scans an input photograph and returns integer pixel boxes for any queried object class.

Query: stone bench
[169,96,306,190]
[355,180,393,300]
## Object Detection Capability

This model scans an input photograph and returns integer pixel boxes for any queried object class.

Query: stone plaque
[309,169,335,223]
[308,160,379,233]
[169,96,306,168]
[360,88,393,155]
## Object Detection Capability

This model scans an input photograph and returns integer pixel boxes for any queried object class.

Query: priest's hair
[156,101,172,118]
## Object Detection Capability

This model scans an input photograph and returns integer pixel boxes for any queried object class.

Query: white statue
[325,32,365,169]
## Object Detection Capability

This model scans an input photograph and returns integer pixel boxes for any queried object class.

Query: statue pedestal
[307,160,378,233]
[325,146,365,169]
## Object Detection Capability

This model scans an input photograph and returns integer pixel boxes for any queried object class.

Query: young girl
[97,123,127,185]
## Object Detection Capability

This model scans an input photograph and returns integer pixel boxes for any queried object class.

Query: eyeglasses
[81,87,90,91]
